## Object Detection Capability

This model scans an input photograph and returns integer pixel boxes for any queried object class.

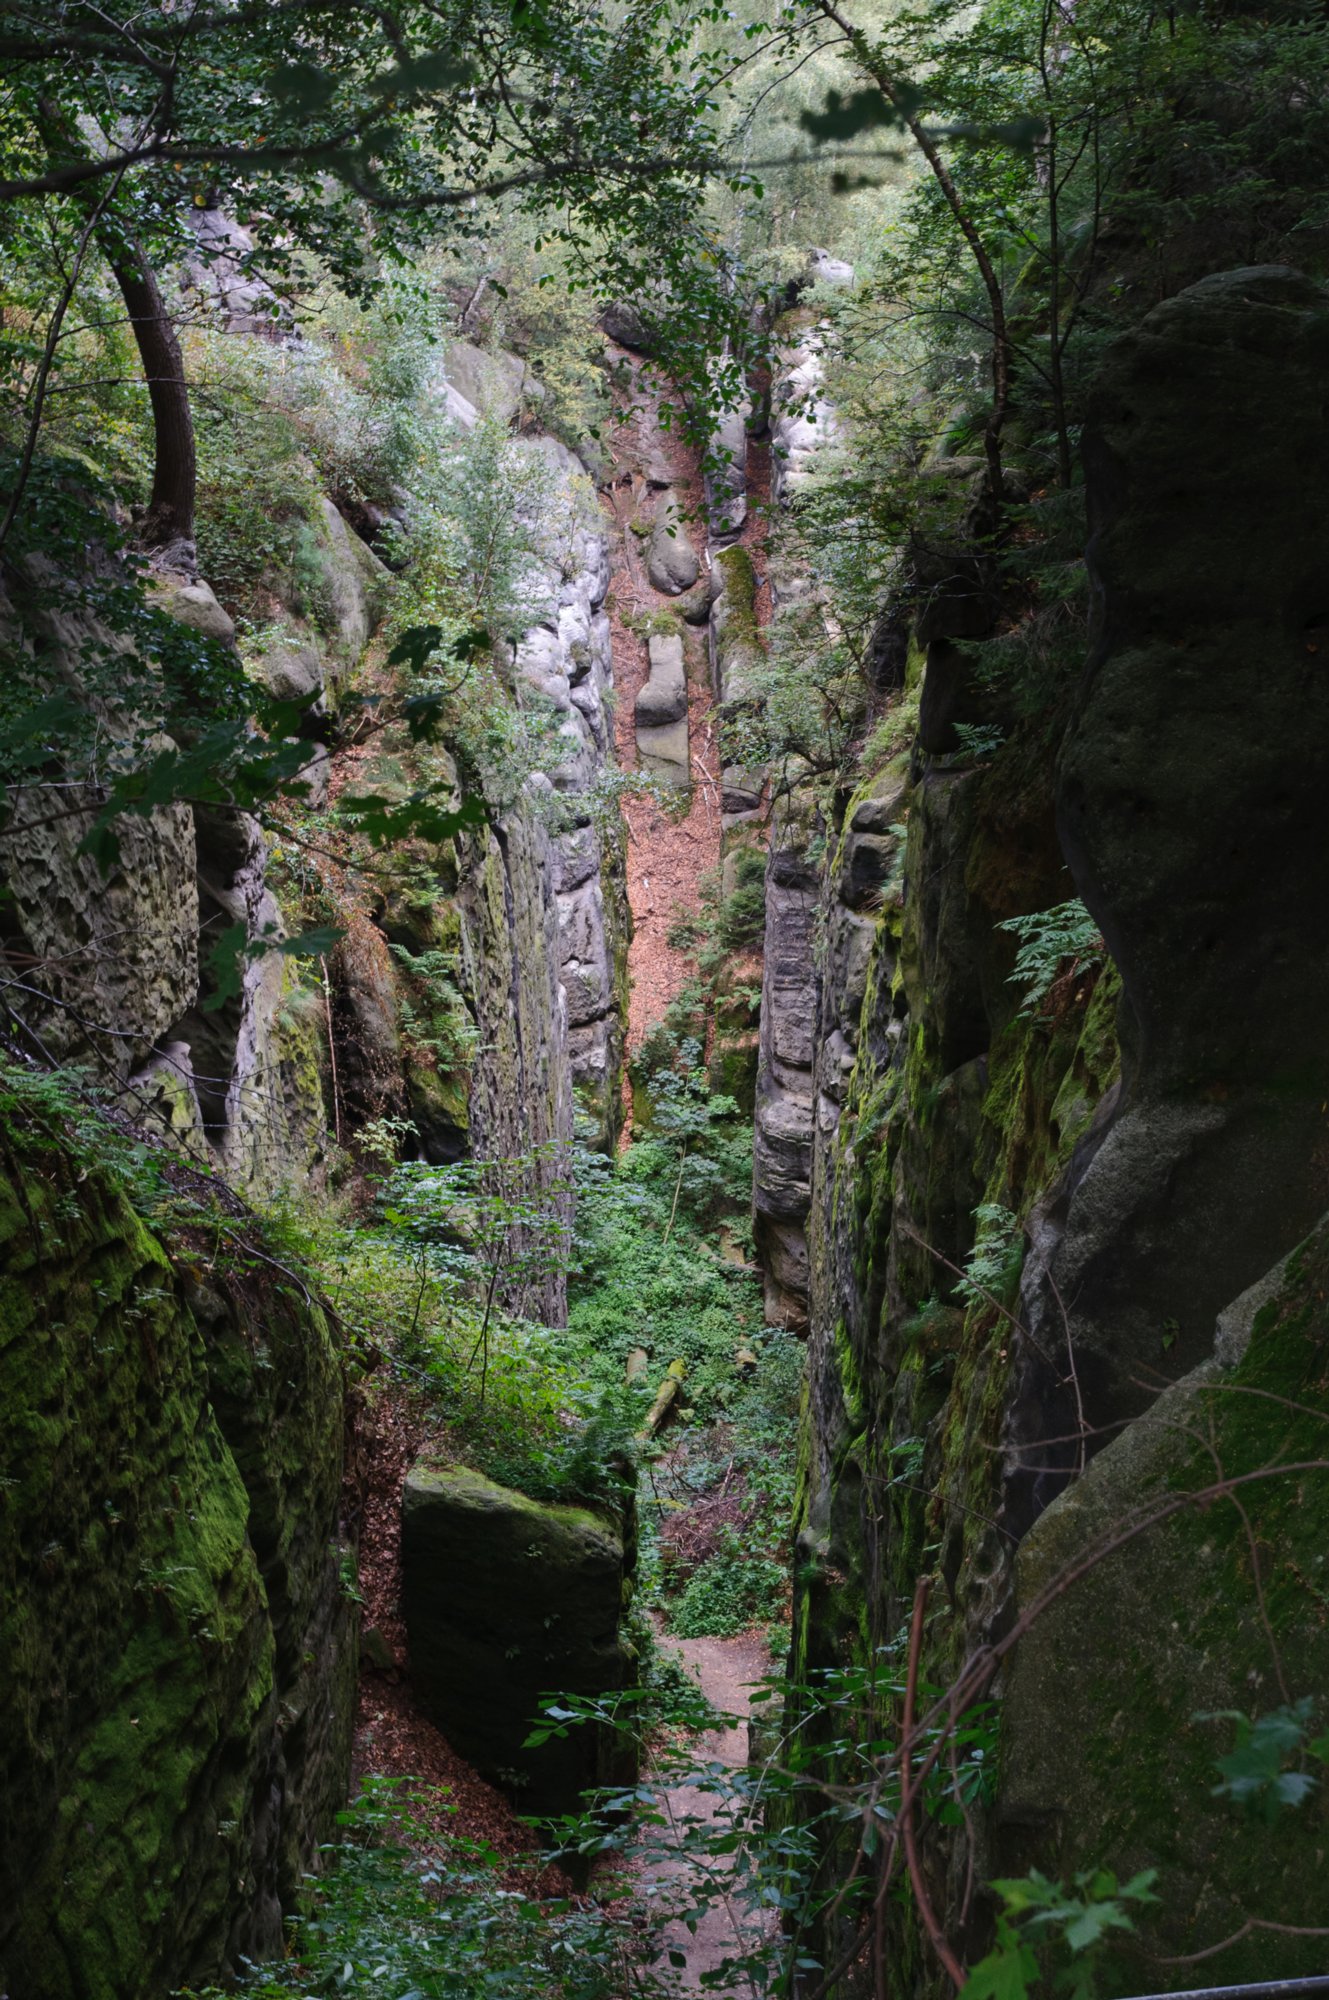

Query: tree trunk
[34,100,198,569]
[106,241,197,567]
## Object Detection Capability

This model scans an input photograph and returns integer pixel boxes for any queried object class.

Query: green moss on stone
[714,545,759,643]
[0,1118,355,2000]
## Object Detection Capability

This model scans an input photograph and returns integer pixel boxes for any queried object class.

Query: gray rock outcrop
[635,631,691,788]
[705,395,750,543]
[752,799,820,1328]
[636,630,687,725]
[771,316,845,516]
[503,436,626,1146]
[0,576,329,1193]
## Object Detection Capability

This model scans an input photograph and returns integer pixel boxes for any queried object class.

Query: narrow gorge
[3,5,1329,1999]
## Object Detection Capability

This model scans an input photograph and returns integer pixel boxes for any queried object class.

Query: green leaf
[273,924,343,963]
[960,1919,1038,2000]
[200,921,250,1013]
[334,788,485,847]
[510,0,554,47]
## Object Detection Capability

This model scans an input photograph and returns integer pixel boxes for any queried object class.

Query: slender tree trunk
[814,0,1013,503]
[106,240,197,563]
[36,100,197,568]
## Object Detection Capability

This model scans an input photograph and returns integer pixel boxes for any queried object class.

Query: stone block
[636,715,690,787]
[402,1464,637,1814]
[635,632,687,725]
[646,491,700,595]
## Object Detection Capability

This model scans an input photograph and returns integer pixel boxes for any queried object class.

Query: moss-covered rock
[0,1127,354,2000]
[1039,266,1329,1436]
[997,1217,1329,1984]
[401,1462,637,1814]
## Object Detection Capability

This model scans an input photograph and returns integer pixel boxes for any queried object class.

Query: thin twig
[900,1579,966,1991]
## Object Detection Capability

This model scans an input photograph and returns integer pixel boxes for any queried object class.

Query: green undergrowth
[645,1341,804,1644]
[177,1778,629,2000]
[250,1035,789,1526]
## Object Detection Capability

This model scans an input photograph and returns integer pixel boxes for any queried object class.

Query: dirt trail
[645,1629,775,1996]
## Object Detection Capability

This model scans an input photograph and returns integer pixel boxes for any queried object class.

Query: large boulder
[600,299,657,353]
[402,1465,637,1814]
[635,634,691,788]
[635,631,688,726]
[443,340,530,425]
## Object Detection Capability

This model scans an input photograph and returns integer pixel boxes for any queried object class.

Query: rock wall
[0,1123,355,2000]
[785,266,1329,1986]
[997,1220,1329,1983]
[749,302,849,1325]
[503,435,627,1158]
[0,571,332,1196]
[752,796,819,1328]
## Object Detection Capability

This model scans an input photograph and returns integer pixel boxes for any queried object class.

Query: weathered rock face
[245,496,387,711]
[505,435,628,1150]
[635,629,691,789]
[786,265,1329,1989]
[1014,266,1329,1511]
[709,545,763,717]
[705,395,750,543]
[0,1135,355,2000]
[748,319,849,1324]
[401,1464,637,1815]
[460,807,577,1323]
[752,798,820,1328]
[770,310,845,515]
[0,578,331,1196]
[185,207,286,333]
[442,338,534,427]
[997,1221,1329,1983]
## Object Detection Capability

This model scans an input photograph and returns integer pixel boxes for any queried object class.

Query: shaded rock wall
[460,805,576,1324]
[752,796,820,1328]
[997,1221,1329,1983]
[784,266,1329,1987]
[1013,265,1329,1511]
[0,1130,355,2000]
[749,315,847,1324]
